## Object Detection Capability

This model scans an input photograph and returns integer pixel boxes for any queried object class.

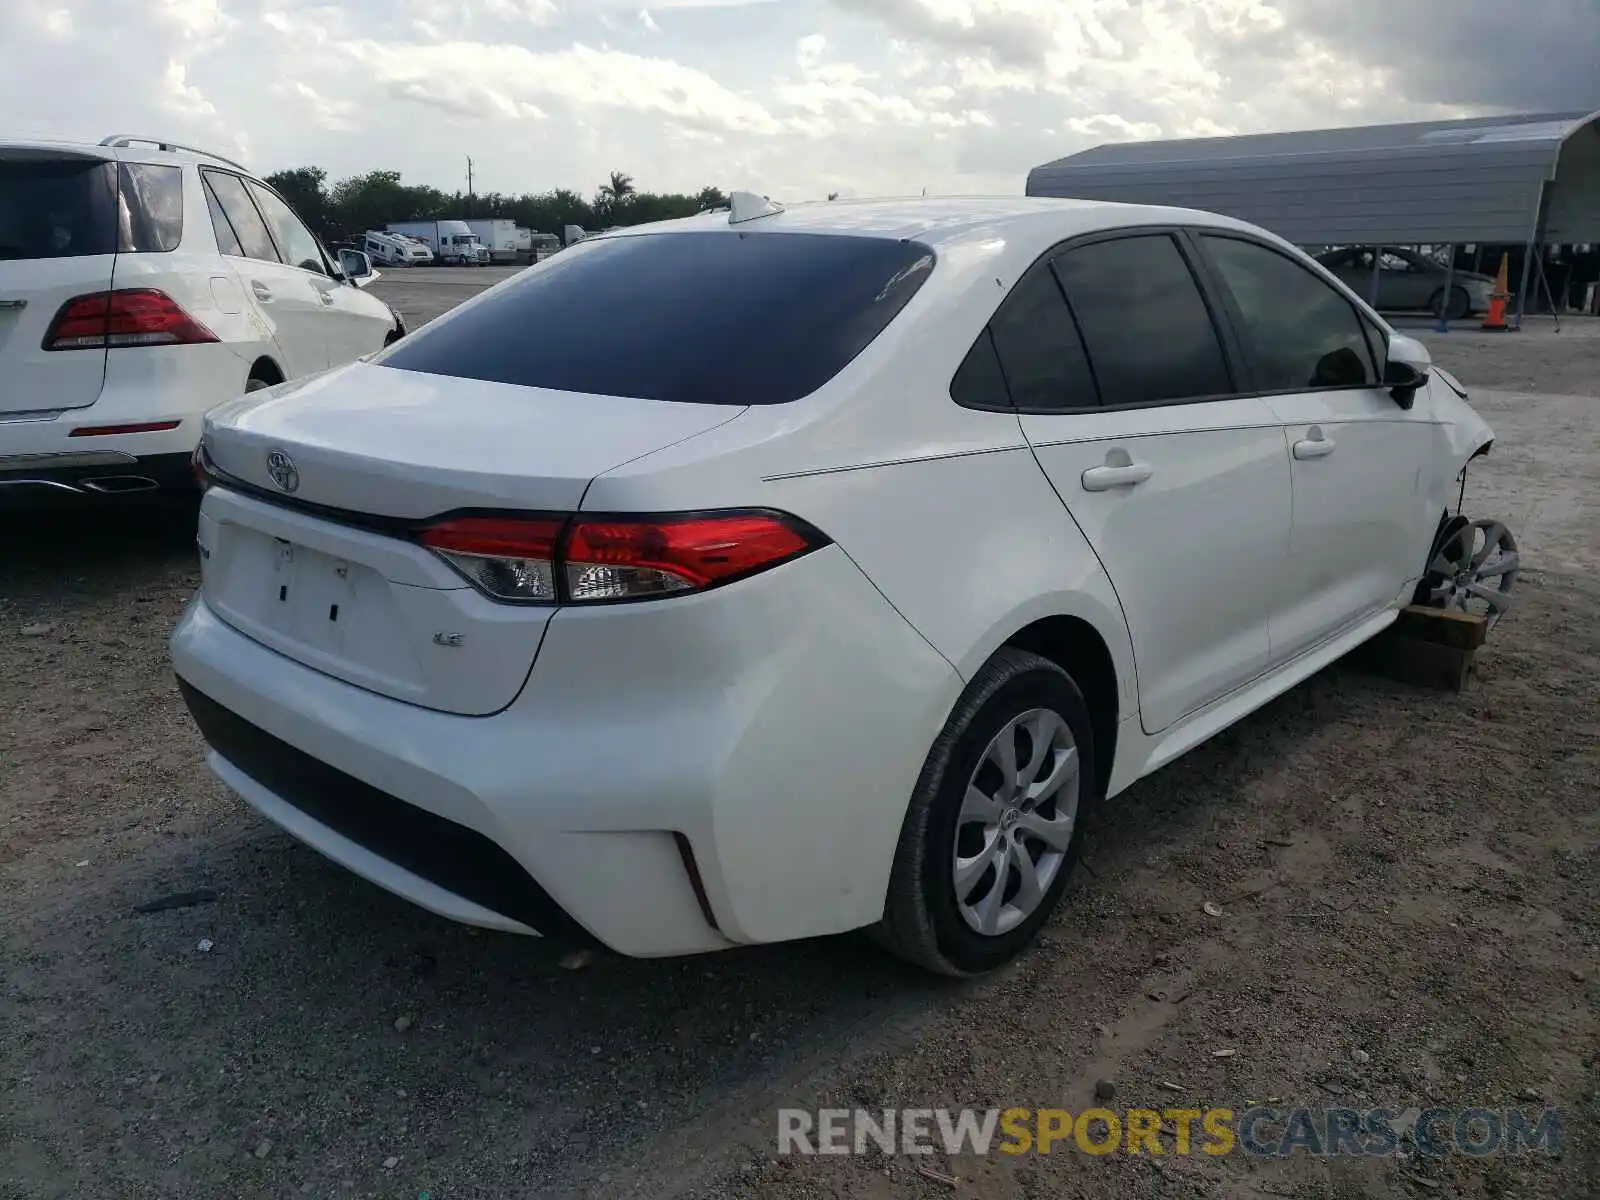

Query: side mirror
[339,249,375,286]
[1384,332,1431,409]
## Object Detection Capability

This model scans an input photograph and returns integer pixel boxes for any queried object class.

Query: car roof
[0,135,253,174]
[604,195,1266,255]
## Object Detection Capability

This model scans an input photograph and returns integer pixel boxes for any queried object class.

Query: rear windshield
[0,160,119,260]
[0,158,183,260]
[375,231,937,405]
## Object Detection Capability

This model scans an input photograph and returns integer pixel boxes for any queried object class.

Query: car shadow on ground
[0,499,200,603]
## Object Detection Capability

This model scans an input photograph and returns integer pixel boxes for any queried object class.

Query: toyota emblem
[265,448,300,493]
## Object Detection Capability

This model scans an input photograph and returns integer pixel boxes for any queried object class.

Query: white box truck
[461,218,522,264]
[385,220,491,266]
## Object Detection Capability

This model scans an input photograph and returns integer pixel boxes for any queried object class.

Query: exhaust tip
[80,475,160,494]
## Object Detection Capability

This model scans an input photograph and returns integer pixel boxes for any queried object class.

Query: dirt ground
[2,288,1596,1199]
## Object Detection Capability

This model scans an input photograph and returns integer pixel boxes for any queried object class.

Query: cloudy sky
[3,0,1597,200]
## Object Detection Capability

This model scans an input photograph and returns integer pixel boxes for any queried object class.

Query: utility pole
[466,156,475,214]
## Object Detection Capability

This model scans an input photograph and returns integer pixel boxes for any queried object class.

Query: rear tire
[874,648,1096,977]
[1433,286,1471,321]
[245,377,272,393]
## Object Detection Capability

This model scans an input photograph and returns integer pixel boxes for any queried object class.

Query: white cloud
[346,39,786,136]
[481,0,559,22]
[2,0,1594,211]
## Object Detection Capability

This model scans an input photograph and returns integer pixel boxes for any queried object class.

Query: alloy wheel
[1426,518,1519,627]
[952,707,1080,936]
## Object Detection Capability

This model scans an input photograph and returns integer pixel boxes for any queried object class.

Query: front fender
[1431,367,1494,468]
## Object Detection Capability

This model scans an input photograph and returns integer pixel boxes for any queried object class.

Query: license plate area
[203,521,426,698]
[265,538,361,655]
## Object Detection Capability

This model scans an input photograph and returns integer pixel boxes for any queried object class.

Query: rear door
[1191,231,1436,662]
[202,169,329,376]
[1007,231,1291,734]
[0,149,119,414]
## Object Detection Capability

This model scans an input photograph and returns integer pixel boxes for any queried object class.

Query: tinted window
[378,232,936,405]
[0,159,118,260]
[247,182,326,275]
[1201,235,1377,391]
[1052,235,1232,406]
[950,328,1009,408]
[203,172,278,263]
[116,163,184,253]
[986,265,1097,410]
[204,179,243,256]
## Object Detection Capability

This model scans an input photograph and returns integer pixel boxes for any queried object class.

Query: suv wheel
[875,648,1095,977]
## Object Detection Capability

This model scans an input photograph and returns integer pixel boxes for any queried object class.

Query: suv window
[116,163,184,253]
[246,181,326,275]
[0,159,119,260]
[1051,234,1233,407]
[1200,235,1378,391]
[980,263,1097,410]
[377,231,936,405]
[203,172,279,263]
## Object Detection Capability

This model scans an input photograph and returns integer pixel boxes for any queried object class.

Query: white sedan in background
[171,194,1507,976]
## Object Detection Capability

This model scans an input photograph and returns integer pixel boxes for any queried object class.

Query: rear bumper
[0,450,194,503]
[0,341,250,501]
[169,544,960,957]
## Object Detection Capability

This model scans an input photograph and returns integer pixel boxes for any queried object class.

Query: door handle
[1292,428,1337,460]
[250,280,273,302]
[317,290,336,306]
[0,298,27,310]
[1081,459,1154,492]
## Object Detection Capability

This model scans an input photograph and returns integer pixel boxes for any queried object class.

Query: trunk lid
[0,147,119,415]
[198,361,745,714]
[203,361,744,516]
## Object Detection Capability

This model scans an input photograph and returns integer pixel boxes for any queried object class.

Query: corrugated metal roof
[1027,111,1600,245]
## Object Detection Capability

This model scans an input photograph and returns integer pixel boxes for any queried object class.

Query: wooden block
[1348,630,1476,692]
[1392,604,1489,650]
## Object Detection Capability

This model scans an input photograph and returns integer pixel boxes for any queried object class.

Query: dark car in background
[1316,246,1496,320]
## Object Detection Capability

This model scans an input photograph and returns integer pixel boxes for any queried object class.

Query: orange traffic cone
[1481,253,1511,331]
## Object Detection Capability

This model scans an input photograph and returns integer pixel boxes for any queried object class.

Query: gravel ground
[2,273,1596,1199]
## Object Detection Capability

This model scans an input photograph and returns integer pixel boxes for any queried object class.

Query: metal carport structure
[1026,110,1600,323]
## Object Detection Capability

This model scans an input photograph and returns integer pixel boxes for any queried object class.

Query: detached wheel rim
[1427,518,1519,627]
[953,707,1080,936]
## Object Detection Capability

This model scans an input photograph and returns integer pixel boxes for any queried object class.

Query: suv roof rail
[98,135,250,174]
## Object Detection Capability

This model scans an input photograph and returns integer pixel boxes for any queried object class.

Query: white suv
[0,135,404,501]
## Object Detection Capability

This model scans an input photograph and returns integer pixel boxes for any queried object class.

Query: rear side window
[377,231,936,405]
[986,264,1097,410]
[1199,235,1377,390]
[116,163,184,253]
[1051,234,1233,407]
[0,159,118,260]
[202,171,279,264]
[949,329,1009,409]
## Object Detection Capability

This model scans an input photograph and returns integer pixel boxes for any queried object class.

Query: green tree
[600,171,636,203]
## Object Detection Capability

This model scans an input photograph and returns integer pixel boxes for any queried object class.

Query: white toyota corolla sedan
[170,194,1504,976]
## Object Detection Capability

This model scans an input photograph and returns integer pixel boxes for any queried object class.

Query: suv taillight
[43,289,219,351]
[418,511,825,605]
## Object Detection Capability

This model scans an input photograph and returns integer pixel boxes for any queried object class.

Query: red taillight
[419,516,564,603]
[43,289,219,351]
[564,514,813,600]
[191,439,215,492]
[416,511,823,605]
